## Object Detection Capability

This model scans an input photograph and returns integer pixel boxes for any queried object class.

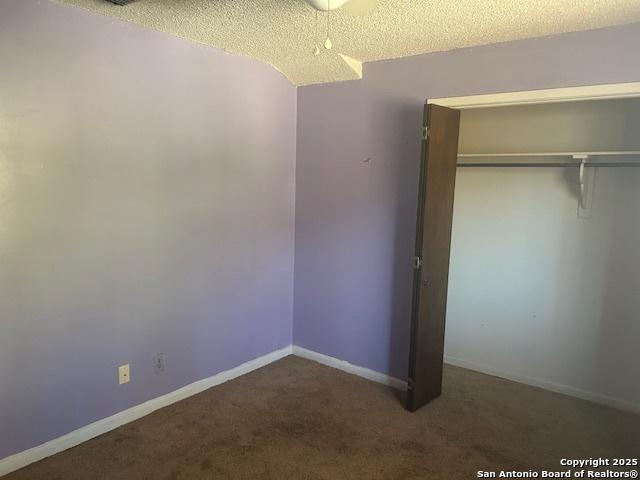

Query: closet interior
[408,95,640,412]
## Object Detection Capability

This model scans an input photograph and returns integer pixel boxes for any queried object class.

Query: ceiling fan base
[304,0,350,11]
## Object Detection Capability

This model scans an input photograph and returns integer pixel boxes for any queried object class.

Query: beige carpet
[6,356,639,479]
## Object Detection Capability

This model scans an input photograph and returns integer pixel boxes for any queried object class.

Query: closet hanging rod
[457,151,640,167]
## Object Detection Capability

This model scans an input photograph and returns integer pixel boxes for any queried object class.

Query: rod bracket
[574,155,596,218]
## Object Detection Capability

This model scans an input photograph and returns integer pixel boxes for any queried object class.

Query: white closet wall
[458,98,640,153]
[444,99,640,411]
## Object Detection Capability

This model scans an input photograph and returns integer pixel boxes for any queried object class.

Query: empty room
[1,0,640,478]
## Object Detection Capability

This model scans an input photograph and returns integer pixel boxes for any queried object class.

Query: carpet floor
[6,355,640,480]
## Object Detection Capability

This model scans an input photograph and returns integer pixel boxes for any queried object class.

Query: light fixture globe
[304,0,349,11]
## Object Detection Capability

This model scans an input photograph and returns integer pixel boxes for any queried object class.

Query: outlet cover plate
[118,364,130,385]
[154,353,165,373]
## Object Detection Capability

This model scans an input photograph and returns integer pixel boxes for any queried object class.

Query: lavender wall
[294,24,640,381]
[0,0,295,459]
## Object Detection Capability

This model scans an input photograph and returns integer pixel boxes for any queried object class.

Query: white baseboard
[444,355,640,415]
[292,346,407,391]
[0,345,293,478]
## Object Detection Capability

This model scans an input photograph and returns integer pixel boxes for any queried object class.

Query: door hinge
[422,126,429,140]
[413,256,422,269]
[407,378,414,390]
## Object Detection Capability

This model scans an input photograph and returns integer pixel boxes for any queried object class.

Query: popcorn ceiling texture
[58,0,640,85]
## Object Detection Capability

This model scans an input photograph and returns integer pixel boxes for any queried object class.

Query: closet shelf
[458,151,640,158]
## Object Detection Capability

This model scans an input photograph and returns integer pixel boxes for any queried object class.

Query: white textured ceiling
[58,0,640,86]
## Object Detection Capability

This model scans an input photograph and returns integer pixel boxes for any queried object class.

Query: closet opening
[407,83,640,412]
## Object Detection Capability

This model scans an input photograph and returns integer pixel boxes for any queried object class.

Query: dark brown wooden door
[407,103,460,412]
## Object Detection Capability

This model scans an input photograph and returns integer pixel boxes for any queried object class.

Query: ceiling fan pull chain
[313,9,320,55]
[324,0,333,49]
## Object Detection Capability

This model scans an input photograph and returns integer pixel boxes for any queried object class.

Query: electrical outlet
[118,364,130,385]
[154,353,165,373]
